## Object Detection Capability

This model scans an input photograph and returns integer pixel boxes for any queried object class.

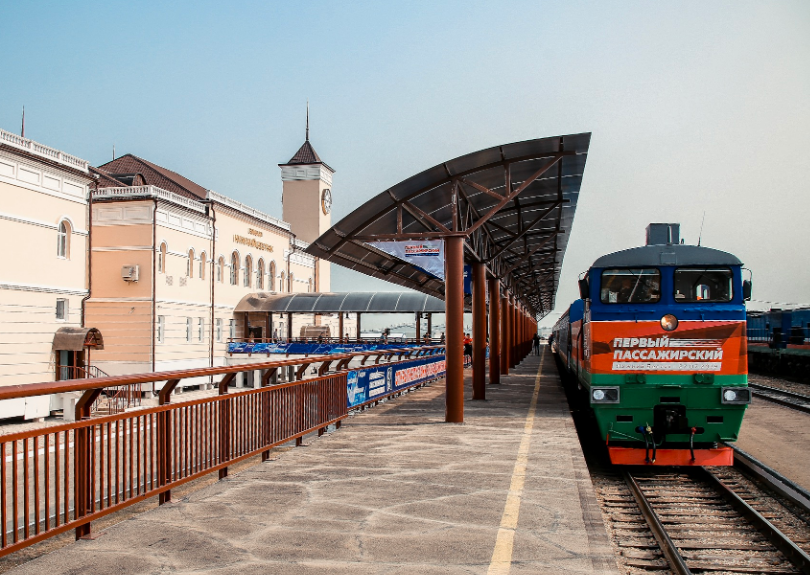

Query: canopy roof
[592,244,742,269]
[305,134,590,317]
[53,327,104,351]
[235,292,448,314]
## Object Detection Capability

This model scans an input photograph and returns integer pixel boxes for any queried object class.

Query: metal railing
[0,128,89,172]
[0,345,446,556]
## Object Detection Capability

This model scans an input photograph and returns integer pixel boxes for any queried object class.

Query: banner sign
[463,265,472,295]
[588,320,747,374]
[369,240,445,280]
[227,342,426,355]
[347,355,447,408]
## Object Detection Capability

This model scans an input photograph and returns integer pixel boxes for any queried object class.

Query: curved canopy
[235,292,448,314]
[53,327,104,351]
[306,133,590,317]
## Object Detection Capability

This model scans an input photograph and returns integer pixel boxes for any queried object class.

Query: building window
[256,259,264,290]
[157,315,165,343]
[308,277,313,292]
[217,256,224,283]
[158,242,167,273]
[187,249,194,278]
[244,255,252,288]
[198,318,204,342]
[57,220,71,259]
[288,272,294,292]
[216,318,223,342]
[229,319,235,340]
[56,298,68,320]
[269,261,276,291]
[230,252,239,285]
[186,317,193,342]
[199,252,206,280]
[279,271,285,293]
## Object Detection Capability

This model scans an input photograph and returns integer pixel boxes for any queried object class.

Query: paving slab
[9,348,617,574]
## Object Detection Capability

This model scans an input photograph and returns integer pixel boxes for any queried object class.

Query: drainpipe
[80,175,98,328]
[209,203,216,372]
[151,199,157,375]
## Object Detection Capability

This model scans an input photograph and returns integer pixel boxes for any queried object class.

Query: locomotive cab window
[600,268,661,304]
[673,267,732,302]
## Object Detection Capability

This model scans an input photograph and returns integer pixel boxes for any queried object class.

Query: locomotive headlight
[591,387,620,404]
[660,314,679,331]
[721,387,751,405]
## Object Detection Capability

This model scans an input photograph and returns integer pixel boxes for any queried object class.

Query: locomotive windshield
[600,268,660,304]
[674,267,733,302]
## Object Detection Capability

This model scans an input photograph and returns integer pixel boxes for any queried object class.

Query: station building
[0,126,337,418]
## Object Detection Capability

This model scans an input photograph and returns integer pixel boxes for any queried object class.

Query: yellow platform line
[487,351,545,575]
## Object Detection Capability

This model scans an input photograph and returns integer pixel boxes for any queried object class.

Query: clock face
[321,188,332,215]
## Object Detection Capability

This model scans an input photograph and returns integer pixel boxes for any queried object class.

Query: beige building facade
[0,127,336,415]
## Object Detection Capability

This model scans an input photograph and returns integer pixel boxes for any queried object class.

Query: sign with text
[369,240,445,280]
[347,354,447,408]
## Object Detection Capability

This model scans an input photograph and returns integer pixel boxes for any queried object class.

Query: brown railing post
[157,379,180,505]
[218,374,235,479]
[74,388,102,540]
[260,371,273,462]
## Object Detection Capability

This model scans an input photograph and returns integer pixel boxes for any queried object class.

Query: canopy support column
[287,312,292,341]
[445,236,464,423]
[357,313,362,341]
[338,313,344,342]
[427,313,432,341]
[472,262,487,400]
[510,296,517,368]
[500,292,509,376]
[488,277,501,385]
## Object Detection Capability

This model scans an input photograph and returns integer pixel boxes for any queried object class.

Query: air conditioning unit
[122,265,140,282]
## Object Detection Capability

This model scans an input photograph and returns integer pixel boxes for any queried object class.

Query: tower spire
[306,100,309,141]
[21,106,25,138]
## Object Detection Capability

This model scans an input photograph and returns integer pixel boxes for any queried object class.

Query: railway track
[596,450,810,575]
[749,383,810,415]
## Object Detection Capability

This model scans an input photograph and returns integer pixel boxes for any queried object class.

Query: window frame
[56,220,70,259]
[158,242,167,273]
[187,249,195,278]
[230,252,239,286]
[186,317,193,343]
[599,268,662,305]
[197,317,204,342]
[673,266,734,303]
[56,298,68,321]
[157,315,165,343]
[216,318,223,342]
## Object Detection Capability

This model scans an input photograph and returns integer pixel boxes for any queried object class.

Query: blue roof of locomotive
[592,244,742,269]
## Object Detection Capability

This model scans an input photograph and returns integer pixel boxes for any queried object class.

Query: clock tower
[279,114,333,291]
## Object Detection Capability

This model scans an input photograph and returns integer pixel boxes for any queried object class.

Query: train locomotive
[552,223,752,466]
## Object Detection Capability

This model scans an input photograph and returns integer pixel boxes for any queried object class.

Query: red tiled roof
[95,154,208,199]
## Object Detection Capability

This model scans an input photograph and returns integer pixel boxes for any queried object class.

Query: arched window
[217,256,224,283]
[269,261,276,292]
[244,255,253,288]
[230,252,239,285]
[158,242,167,273]
[288,272,294,292]
[199,252,207,280]
[187,249,194,278]
[256,259,264,290]
[57,220,71,259]
[308,278,313,293]
[279,271,285,293]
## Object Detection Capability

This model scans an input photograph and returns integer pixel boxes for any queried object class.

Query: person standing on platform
[463,333,472,359]
[532,333,541,355]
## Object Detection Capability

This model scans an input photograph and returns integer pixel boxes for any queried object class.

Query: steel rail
[698,467,810,575]
[622,471,693,575]
[729,444,810,514]
[749,383,810,415]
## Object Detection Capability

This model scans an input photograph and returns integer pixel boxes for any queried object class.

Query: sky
[2,1,808,328]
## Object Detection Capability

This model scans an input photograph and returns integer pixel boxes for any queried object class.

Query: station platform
[10,349,618,575]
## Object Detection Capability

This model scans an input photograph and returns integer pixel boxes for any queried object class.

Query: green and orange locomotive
[552,224,751,466]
